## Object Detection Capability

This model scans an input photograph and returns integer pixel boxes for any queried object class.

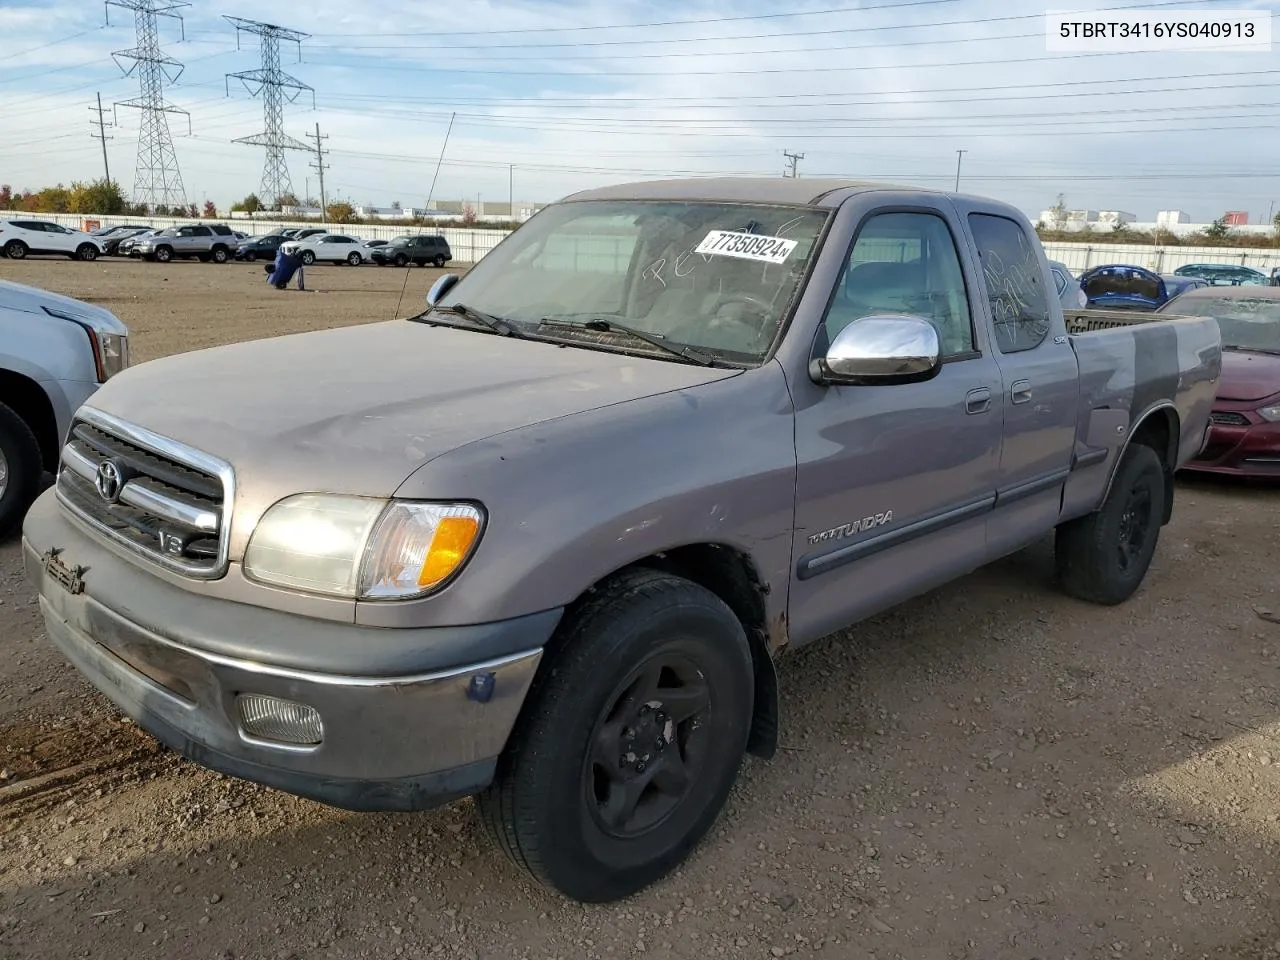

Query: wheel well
[586,545,780,760]
[1128,406,1179,524]
[0,371,59,472]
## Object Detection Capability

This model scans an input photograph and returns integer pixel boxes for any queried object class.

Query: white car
[280,232,367,265]
[0,219,106,261]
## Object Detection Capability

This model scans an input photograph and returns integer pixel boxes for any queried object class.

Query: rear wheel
[1056,442,1166,605]
[477,569,754,903]
[4,240,27,260]
[76,244,99,261]
[0,401,43,538]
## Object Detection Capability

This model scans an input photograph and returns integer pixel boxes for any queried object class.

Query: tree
[326,201,357,224]
[391,200,402,211]
[0,184,11,209]
[35,184,72,213]
[67,179,127,215]
[1204,217,1230,242]
[277,192,299,208]
[203,199,217,218]
[230,193,262,214]
[1050,193,1069,230]
[461,203,478,227]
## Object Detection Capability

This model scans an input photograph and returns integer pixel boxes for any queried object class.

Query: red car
[1159,285,1280,477]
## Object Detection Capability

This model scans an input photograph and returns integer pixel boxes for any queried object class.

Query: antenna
[106,0,191,211]
[783,150,805,178]
[224,16,315,210]
[89,92,114,184]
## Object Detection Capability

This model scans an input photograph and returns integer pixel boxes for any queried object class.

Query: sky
[2,0,1279,222]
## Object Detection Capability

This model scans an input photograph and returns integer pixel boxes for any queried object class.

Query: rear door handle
[965,387,991,414]
[1011,379,1032,404]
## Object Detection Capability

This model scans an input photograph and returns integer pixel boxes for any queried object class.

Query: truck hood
[0,279,128,335]
[84,319,739,502]
[1217,349,1280,402]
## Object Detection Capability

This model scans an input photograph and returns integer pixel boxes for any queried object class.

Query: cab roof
[560,177,948,208]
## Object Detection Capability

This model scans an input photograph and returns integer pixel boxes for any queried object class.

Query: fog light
[236,694,324,745]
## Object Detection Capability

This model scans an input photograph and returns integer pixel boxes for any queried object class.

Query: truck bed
[1063,307,1193,334]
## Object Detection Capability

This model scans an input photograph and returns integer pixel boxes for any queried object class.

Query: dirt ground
[2,257,1279,960]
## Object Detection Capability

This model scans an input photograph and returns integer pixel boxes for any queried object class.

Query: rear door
[961,210,1080,555]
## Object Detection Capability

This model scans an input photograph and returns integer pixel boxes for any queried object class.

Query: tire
[0,400,43,539]
[154,246,173,263]
[393,253,409,267]
[243,252,257,262]
[1055,442,1167,606]
[477,568,754,903]
[300,251,315,266]
[211,246,229,264]
[346,252,362,266]
[433,255,446,268]
[75,244,99,262]
[4,240,27,260]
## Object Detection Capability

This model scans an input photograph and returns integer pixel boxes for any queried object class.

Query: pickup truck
[21,178,1220,904]
[0,280,129,535]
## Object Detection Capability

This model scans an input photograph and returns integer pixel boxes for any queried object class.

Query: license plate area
[41,548,86,596]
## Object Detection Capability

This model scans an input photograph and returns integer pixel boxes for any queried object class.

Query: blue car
[1079,264,1205,311]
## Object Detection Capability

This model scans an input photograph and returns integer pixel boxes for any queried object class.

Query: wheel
[0,400,43,539]
[477,568,754,903]
[243,252,257,262]
[433,255,446,268]
[76,244,99,262]
[4,240,27,260]
[393,253,409,267]
[154,246,173,263]
[211,246,229,264]
[300,251,315,265]
[346,252,362,266]
[1055,442,1166,606]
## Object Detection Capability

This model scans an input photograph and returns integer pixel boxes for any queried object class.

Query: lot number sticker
[695,230,798,265]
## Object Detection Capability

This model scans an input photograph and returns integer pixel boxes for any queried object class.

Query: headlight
[42,307,130,381]
[243,494,484,599]
[1259,403,1280,422]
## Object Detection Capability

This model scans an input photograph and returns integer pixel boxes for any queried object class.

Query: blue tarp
[267,248,302,288]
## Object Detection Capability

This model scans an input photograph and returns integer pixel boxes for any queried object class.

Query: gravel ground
[2,257,1279,960]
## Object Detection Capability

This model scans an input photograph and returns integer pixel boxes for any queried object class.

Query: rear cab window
[966,213,1053,353]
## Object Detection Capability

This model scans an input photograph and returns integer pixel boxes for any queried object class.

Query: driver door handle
[965,387,991,414]
[1011,379,1032,404]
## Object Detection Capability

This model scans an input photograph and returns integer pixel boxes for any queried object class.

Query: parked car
[280,233,367,265]
[234,234,288,262]
[98,226,152,257]
[369,234,452,267]
[1079,264,1189,310]
[118,229,158,258]
[0,219,106,261]
[362,239,389,251]
[0,279,129,534]
[1161,274,1209,298]
[21,177,1219,904]
[1158,284,1280,477]
[1048,260,1087,309]
[1174,263,1270,286]
[133,224,242,263]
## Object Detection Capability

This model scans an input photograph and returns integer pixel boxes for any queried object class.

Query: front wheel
[211,246,229,264]
[478,569,754,903]
[346,252,362,266]
[0,400,43,538]
[76,243,99,261]
[433,255,446,268]
[300,251,315,265]
[154,246,173,263]
[1055,442,1166,605]
[393,253,409,267]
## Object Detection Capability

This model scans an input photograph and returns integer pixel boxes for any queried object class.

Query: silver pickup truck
[21,179,1220,903]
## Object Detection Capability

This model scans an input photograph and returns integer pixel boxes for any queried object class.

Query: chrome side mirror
[811,315,942,386]
[426,273,460,306]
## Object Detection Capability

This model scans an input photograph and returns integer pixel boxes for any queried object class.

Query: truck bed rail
[1064,308,1193,335]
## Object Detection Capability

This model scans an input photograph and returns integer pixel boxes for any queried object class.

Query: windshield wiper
[537,317,720,366]
[425,302,522,337]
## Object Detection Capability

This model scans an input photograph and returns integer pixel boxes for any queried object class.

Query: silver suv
[134,224,241,264]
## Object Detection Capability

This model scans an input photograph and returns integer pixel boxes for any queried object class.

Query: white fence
[8,210,1280,274]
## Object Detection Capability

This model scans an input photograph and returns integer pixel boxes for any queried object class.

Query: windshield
[1172,296,1280,353]
[429,199,828,363]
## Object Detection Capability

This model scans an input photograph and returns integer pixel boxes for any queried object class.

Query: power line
[224,16,314,208]
[106,0,190,212]
[89,91,113,184]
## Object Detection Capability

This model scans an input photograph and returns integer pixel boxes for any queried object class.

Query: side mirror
[426,273,460,306]
[811,315,942,386]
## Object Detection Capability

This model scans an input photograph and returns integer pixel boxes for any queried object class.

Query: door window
[967,213,1053,354]
[825,211,975,358]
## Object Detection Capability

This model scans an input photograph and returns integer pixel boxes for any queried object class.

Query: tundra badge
[808,511,894,545]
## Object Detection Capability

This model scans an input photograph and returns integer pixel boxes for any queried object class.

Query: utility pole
[307,122,329,224]
[509,164,514,219]
[106,0,191,211]
[783,150,804,178]
[224,16,314,210]
[89,92,113,184]
[954,149,967,192]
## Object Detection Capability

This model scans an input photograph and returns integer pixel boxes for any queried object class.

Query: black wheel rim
[1116,478,1154,573]
[584,652,712,839]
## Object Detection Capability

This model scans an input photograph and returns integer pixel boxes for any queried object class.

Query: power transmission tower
[106,0,191,212]
[306,123,330,224]
[783,150,805,178]
[89,92,114,185]
[224,17,315,210]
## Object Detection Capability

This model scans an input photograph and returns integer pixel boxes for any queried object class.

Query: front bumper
[1182,419,1280,478]
[21,491,561,811]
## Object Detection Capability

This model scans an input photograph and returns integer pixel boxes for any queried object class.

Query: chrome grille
[55,409,233,578]
[1210,411,1250,426]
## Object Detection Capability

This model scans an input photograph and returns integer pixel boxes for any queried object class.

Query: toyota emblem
[94,459,124,503]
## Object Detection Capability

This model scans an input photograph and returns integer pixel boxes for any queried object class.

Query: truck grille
[1209,411,1250,426]
[55,410,234,578]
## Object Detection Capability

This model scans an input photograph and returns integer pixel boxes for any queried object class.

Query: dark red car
[1159,285,1280,477]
